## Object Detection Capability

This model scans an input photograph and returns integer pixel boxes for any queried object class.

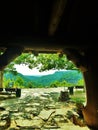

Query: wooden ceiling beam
[48,0,67,36]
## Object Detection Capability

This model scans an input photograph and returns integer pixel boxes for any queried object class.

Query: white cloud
[14,64,57,76]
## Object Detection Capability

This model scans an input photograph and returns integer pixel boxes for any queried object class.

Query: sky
[14,64,57,76]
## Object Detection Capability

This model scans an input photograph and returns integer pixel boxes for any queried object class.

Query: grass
[70,90,86,104]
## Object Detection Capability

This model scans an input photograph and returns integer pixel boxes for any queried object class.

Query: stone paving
[0,88,90,130]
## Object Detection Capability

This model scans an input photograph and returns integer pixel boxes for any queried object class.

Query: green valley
[3,70,84,88]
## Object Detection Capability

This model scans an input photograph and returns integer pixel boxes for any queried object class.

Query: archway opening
[0,52,88,130]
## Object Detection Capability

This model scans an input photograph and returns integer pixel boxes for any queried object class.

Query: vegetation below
[3,70,84,88]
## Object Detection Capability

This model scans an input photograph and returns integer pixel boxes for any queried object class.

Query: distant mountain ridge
[4,70,83,87]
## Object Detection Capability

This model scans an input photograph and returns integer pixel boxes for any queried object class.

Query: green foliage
[3,78,11,88]
[70,91,86,103]
[4,70,84,88]
[59,80,68,87]
[31,53,77,71]
[26,82,34,88]
[71,97,85,103]
[50,81,61,87]
[77,79,84,86]
[3,53,83,89]
[50,80,74,88]
[4,62,17,74]
[4,53,78,73]
[14,76,24,87]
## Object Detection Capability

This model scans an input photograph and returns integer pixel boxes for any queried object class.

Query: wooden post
[0,71,3,88]
[68,87,74,95]
[82,65,98,129]
[59,90,69,101]
[64,49,98,129]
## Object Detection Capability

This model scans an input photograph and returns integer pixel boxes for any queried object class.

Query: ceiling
[0,0,97,52]
[0,0,97,70]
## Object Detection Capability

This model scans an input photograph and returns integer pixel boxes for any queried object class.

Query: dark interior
[0,1,98,129]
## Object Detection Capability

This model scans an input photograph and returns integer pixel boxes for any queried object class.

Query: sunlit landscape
[0,53,89,129]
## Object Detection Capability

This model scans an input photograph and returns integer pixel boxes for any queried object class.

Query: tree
[3,53,79,89]
[4,53,78,72]
[27,82,34,88]
[14,76,24,88]
[77,79,84,86]
[3,77,11,88]
[50,81,61,87]
[2,53,79,89]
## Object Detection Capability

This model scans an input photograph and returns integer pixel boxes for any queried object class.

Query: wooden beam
[64,49,88,72]
[48,0,67,36]
[0,46,24,70]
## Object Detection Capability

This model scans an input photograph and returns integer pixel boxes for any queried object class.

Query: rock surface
[0,88,89,130]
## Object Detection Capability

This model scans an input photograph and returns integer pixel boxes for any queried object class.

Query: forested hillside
[3,70,83,88]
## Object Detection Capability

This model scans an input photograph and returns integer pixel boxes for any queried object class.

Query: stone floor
[0,88,90,130]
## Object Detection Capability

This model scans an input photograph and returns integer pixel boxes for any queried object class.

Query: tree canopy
[4,53,78,72]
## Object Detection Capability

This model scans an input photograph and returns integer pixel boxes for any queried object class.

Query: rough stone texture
[0,88,89,130]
